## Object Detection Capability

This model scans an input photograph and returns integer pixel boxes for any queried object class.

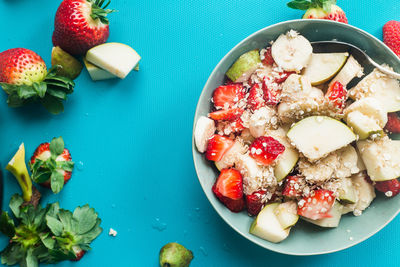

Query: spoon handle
[368,57,400,80]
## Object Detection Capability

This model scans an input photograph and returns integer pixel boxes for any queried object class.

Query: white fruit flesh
[303,53,348,85]
[83,58,117,81]
[329,55,363,87]
[274,202,299,229]
[226,50,261,83]
[249,203,290,243]
[287,116,356,162]
[303,201,343,228]
[356,148,366,172]
[345,111,382,140]
[236,153,263,182]
[249,106,277,138]
[352,172,376,212]
[357,138,400,181]
[86,43,141,79]
[194,116,216,153]
[215,141,246,171]
[271,31,312,72]
[344,97,387,128]
[338,177,358,204]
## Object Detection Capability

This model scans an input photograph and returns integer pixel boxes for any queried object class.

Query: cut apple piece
[83,58,117,81]
[352,172,376,211]
[249,203,290,243]
[344,97,387,128]
[345,111,383,140]
[51,46,83,80]
[303,53,348,85]
[287,116,356,162]
[303,201,343,228]
[329,55,363,87]
[226,50,261,83]
[338,177,358,204]
[86,43,141,79]
[357,138,400,181]
[274,201,299,229]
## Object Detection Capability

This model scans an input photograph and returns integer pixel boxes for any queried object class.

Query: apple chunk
[303,53,348,85]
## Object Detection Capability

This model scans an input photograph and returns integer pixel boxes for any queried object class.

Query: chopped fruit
[297,190,335,220]
[249,136,285,166]
[226,50,261,83]
[329,55,363,87]
[303,53,348,85]
[212,84,245,110]
[288,0,348,24]
[274,201,299,229]
[383,21,400,57]
[261,47,274,66]
[209,108,244,121]
[375,179,400,197]
[262,82,281,105]
[246,190,266,216]
[205,135,234,161]
[274,71,295,84]
[325,81,347,111]
[83,58,117,81]
[51,46,83,80]
[230,118,246,133]
[345,97,388,128]
[247,84,265,110]
[212,169,245,212]
[385,113,400,133]
[303,201,343,228]
[282,176,303,198]
[345,111,382,140]
[71,247,86,261]
[194,116,216,153]
[159,243,194,267]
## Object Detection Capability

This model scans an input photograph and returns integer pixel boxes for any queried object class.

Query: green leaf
[46,202,60,218]
[39,232,56,249]
[1,243,24,265]
[32,170,51,184]
[32,82,47,98]
[0,83,18,95]
[46,215,63,236]
[0,212,15,238]
[57,161,74,172]
[81,218,102,243]
[73,205,98,234]
[9,194,24,219]
[17,85,37,99]
[7,93,25,107]
[40,95,64,115]
[58,210,73,232]
[33,206,48,230]
[46,88,67,100]
[50,137,65,157]
[23,248,38,267]
[287,0,311,10]
[50,171,65,194]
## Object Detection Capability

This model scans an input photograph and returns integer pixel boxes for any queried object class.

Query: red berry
[325,81,347,111]
[385,113,400,133]
[297,190,335,220]
[212,84,245,110]
[230,118,246,133]
[274,71,295,84]
[383,21,400,57]
[209,108,244,121]
[249,136,285,166]
[282,176,303,198]
[262,79,282,106]
[375,179,400,197]
[246,190,266,216]
[261,47,274,66]
[212,169,245,212]
[205,135,234,161]
[247,84,265,111]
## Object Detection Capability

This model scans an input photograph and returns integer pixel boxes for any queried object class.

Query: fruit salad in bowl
[193,22,400,248]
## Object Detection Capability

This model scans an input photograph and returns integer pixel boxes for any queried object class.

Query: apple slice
[302,201,343,228]
[83,58,117,81]
[249,203,290,243]
[345,111,383,140]
[287,116,356,162]
[329,55,363,87]
[274,201,299,229]
[51,46,83,80]
[226,50,261,83]
[303,53,348,85]
[344,97,387,128]
[338,177,358,204]
[86,43,141,79]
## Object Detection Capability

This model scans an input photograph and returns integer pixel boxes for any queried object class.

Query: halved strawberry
[209,108,244,121]
[247,84,265,111]
[274,71,295,84]
[212,84,245,110]
[297,189,335,220]
[385,113,400,133]
[375,179,400,197]
[205,135,234,161]
[282,176,303,198]
[325,81,347,111]
[212,168,245,212]
[249,136,285,166]
[246,190,266,216]
[262,80,281,106]
[261,47,274,66]
[230,118,246,133]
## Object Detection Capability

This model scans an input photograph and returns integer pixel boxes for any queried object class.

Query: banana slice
[271,31,312,72]
[329,55,364,87]
[194,116,216,153]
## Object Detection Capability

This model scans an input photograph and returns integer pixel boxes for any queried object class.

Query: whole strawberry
[53,0,115,56]
[0,48,75,114]
[383,21,400,57]
[287,0,348,24]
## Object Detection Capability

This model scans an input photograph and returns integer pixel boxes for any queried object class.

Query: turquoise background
[0,0,399,266]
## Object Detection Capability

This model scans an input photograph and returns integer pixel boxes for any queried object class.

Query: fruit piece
[236,153,264,183]
[83,58,117,81]
[226,50,261,83]
[273,71,295,84]
[249,203,290,243]
[338,177,357,204]
[348,172,376,213]
[271,31,312,72]
[288,0,348,24]
[53,0,114,56]
[249,136,285,166]
[356,148,366,172]
[298,189,335,220]
[357,138,400,181]
[248,106,277,138]
[71,247,86,261]
[212,84,245,110]
[385,113,400,133]
[262,80,282,105]
[230,118,245,133]
[274,201,299,229]
[29,137,74,193]
[209,108,244,121]
[159,242,194,267]
[212,169,245,212]
[303,201,343,228]
[246,190,267,216]
[51,46,83,80]
[303,53,348,85]
[287,116,356,162]
[247,84,265,111]
[344,97,388,128]
[375,179,400,197]
[383,21,400,57]
[325,81,347,111]
[348,68,400,112]
[261,47,274,66]
[205,135,234,161]
[215,141,246,171]
[194,116,216,153]
[329,55,363,87]
[86,43,141,79]
[282,176,303,197]
[6,144,32,202]
[345,111,382,140]
[273,142,299,182]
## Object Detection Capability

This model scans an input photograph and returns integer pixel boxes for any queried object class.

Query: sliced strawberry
[209,108,244,121]
[262,80,281,106]
[375,179,400,197]
[249,136,285,166]
[385,113,400,133]
[246,190,266,216]
[205,135,234,161]
[274,71,295,84]
[325,81,347,111]
[212,168,245,212]
[212,84,245,110]
[230,118,245,133]
[247,84,265,111]
[297,189,335,220]
[282,176,303,198]
[261,47,274,66]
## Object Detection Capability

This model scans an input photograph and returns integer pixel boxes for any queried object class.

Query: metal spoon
[311,41,400,80]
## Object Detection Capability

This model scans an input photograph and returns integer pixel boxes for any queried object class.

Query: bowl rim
[192,18,400,256]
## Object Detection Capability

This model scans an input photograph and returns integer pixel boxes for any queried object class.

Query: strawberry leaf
[73,205,98,234]
[46,216,63,236]
[287,0,311,10]
[9,194,24,219]
[57,161,74,172]
[50,137,65,157]
[50,171,65,194]
[0,212,15,238]
[32,82,47,98]
[40,95,64,115]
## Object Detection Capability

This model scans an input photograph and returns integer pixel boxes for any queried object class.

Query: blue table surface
[0,0,399,266]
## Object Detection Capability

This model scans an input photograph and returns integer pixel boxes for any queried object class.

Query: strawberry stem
[89,0,115,25]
